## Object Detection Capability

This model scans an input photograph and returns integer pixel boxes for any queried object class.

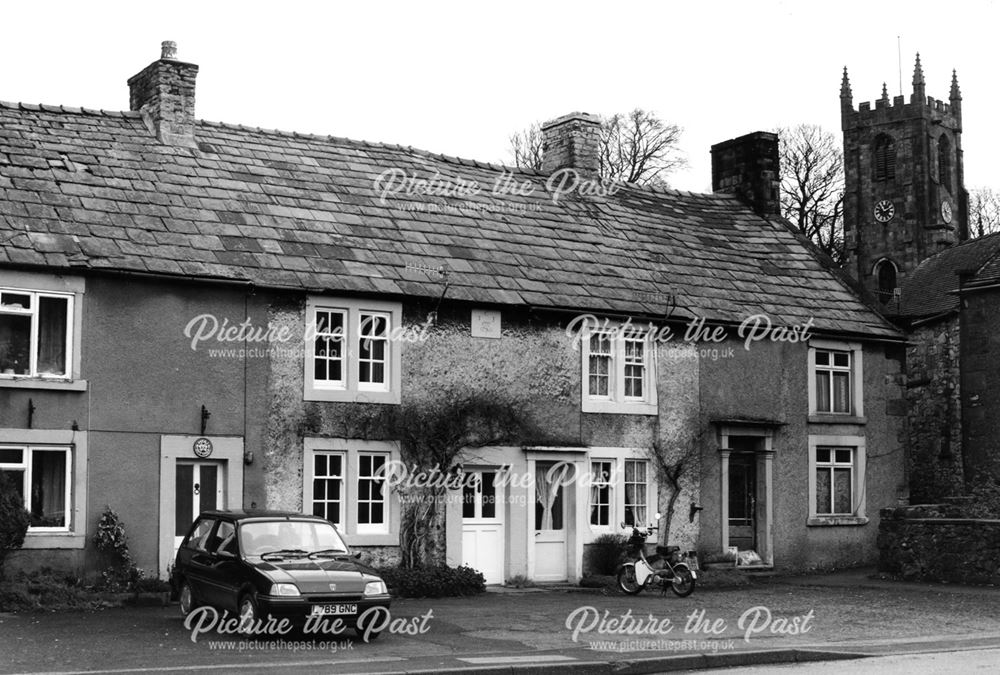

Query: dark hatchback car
[172,510,391,638]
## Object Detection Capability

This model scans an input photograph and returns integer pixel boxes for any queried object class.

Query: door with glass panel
[174,461,225,555]
[461,470,504,584]
[533,461,569,582]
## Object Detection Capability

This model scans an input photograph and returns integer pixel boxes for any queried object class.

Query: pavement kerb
[356,648,870,675]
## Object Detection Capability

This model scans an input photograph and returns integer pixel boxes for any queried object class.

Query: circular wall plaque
[193,437,213,458]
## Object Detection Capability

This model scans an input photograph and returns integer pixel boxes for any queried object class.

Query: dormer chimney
[540,112,602,175]
[127,41,198,147]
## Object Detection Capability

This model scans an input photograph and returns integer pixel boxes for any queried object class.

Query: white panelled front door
[461,470,505,584]
[533,461,568,582]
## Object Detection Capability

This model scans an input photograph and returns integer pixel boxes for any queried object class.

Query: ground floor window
[815,447,854,515]
[589,461,612,527]
[808,435,867,524]
[310,452,344,525]
[302,439,397,541]
[624,459,648,526]
[0,445,71,531]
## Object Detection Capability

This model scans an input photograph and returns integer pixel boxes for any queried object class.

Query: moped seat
[656,545,680,555]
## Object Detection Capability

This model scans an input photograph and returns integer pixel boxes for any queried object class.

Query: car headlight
[364,580,387,596]
[271,583,301,597]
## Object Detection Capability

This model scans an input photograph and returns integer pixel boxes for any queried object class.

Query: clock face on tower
[874,200,895,223]
[941,200,953,224]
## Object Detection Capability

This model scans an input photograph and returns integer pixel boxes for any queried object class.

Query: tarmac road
[1,569,999,674]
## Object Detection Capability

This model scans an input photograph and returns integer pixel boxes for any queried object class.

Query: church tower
[841,55,968,308]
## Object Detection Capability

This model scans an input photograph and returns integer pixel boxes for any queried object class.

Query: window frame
[623,459,650,527]
[581,323,657,415]
[304,297,402,404]
[807,434,868,526]
[808,339,864,421]
[302,438,399,546]
[0,271,85,391]
[588,460,614,529]
[356,452,389,535]
[309,450,345,526]
[0,443,73,534]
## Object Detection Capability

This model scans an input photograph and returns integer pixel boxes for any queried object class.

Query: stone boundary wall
[877,505,1000,584]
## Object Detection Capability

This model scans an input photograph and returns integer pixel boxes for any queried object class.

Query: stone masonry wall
[878,505,1000,584]
[906,318,964,501]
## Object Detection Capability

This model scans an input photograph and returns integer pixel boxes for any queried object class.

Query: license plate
[310,603,357,615]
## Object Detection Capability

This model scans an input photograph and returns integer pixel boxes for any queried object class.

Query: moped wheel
[670,564,696,598]
[617,564,643,595]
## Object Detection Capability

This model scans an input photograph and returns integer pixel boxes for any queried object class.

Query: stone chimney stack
[127,41,199,147]
[541,112,602,175]
[710,131,781,218]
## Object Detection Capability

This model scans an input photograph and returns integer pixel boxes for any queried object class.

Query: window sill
[305,388,399,404]
[808,414,866,425]
[0,377,87,391]
[22,533,86,549]
[342,532,397,547]
[807,516,869,527]
[582,399,657,416]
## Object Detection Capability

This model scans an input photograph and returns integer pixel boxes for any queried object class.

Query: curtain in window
[624,461,647,526]
[535,463,563,530]
[37,297,68,376]
[30,450,66,527]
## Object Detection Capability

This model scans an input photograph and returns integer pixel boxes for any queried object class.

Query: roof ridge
[0,100,142,118]
[197,117,548,179]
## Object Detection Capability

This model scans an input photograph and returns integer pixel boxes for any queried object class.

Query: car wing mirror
[352,551,362,560]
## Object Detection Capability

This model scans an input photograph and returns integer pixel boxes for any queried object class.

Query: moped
[616,513,696,597]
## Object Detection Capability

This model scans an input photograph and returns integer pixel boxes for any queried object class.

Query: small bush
[505,574,535,589]
[589,533,628,575]
[377,564,486,598]
[0,472,30,580]
[93,506,144,591]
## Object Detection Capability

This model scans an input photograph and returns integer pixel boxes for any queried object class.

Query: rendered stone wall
[878,505,1000,584]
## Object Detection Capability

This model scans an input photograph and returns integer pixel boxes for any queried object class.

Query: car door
[179,517,217,603]
[199,520,242,613]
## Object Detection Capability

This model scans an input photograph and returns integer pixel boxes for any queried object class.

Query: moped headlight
[364,580,387,596]
[271,583,300,596]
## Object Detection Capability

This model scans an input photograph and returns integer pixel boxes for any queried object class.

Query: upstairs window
[0,289,73,379]
[581,324,657,415]
[305,298,401,404]
[873,134,896,181]
[814,349,852,413]
[808,340,864,419]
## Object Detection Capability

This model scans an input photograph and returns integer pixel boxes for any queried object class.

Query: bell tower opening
[841,56,968,310]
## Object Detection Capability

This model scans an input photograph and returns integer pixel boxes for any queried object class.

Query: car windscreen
[239,520,348,557]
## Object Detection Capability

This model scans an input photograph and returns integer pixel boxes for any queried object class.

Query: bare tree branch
[777,124,846,264]
[969,187,1000,238]
[508,109,686,187]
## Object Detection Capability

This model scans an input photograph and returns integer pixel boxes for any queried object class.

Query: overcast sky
[3,1,997,192]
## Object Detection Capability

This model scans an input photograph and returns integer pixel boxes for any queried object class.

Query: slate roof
[0,101,900,339]
[898,233,1000,319]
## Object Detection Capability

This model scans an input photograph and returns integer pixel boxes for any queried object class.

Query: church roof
[0,101,901,339]
[899,232,1000,319]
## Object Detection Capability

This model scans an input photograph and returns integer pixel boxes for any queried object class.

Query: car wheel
[237,593,260,635]
[179,581,199,617]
